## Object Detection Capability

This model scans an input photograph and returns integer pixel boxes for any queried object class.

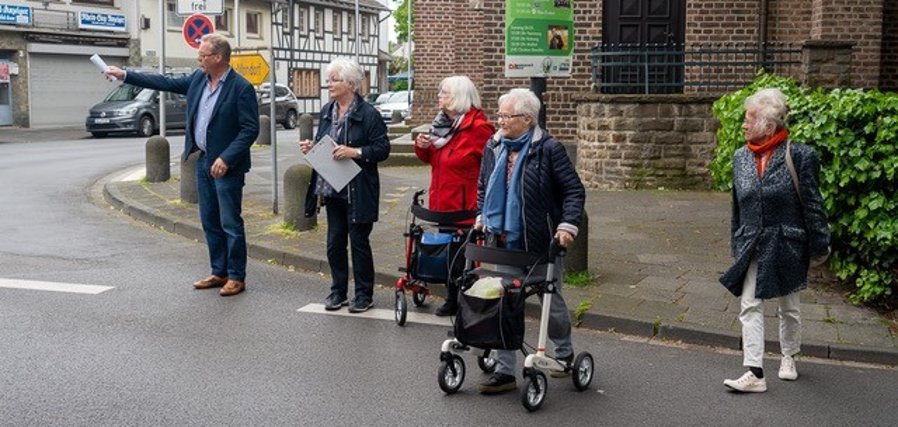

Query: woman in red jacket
[414,75,494,316]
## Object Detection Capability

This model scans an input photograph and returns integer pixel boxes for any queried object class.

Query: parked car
[85,71,190,138]
[375,90,413,121]
[364,92,381,105]
[257,83,299,130]
[371,92,393,107]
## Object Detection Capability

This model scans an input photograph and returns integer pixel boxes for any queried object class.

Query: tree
[394,0,410,44]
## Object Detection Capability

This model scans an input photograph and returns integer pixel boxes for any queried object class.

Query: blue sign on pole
[0,4,32,25]
[78,10,126,32]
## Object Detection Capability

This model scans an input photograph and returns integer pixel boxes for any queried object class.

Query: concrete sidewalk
[99,138,898,366]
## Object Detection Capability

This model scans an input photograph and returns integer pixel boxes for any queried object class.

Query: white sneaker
[724,371,767,393]
[779,355,798,381]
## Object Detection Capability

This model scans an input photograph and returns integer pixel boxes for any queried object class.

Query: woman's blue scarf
[483,129,533,249]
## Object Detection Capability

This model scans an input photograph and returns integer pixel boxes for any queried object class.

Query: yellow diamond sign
[231,53,270,86]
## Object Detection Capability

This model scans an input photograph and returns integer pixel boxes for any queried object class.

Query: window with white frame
[73,0,114,5]
[215,8,231,33]
[348,14,354,39]
[333,11,342,36]
[361,15,368,37]
[166,1,184,29]
[294,6,306,34]
[246,12,261,36]
[314,10,323,35]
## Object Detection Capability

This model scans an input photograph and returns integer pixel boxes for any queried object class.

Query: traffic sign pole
[159,0,166,137]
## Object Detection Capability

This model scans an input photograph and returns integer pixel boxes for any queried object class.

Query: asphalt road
[1,133,896,426]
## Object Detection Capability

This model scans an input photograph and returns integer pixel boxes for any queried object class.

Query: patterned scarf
[482,129,534,249]
[747,128,788,178]
[429,111,464,149]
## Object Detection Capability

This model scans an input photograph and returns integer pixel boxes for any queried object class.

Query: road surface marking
[0,278,114,295]
[297,303,452,327]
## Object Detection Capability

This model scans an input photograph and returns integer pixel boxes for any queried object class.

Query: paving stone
[634,275,685,291]
[676,307,738,331]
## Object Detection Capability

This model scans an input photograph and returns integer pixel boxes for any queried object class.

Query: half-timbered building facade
[272,0,389,116]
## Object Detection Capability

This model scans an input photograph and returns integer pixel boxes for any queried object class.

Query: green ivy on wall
[710,72,898,304]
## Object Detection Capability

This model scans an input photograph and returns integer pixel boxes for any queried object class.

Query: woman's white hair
[744,88,789,131]
[326,57,365,94]
[498,88,541,123]
[440,76,482,114]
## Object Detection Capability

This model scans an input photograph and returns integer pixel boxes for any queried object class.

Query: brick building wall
[685,1,758,44]
[810,0,883,88]
[880,1,898,91]
[412,0,602,145]
[768,0,814,46]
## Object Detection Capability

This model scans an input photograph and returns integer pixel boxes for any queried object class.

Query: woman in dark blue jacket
[473,88,585,394]
[299,58,390,313]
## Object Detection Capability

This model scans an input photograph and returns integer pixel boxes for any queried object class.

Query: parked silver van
[85,70,190,138]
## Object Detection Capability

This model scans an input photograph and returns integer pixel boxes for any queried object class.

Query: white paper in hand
[90,54,116,81]
[303,135,361,192]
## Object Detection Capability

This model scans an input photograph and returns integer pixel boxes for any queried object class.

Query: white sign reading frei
[178,0,223,16]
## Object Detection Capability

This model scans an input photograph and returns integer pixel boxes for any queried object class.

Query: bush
[711,72,898,304]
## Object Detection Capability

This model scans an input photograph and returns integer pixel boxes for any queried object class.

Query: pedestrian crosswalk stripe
[0,278,114,295]
[297,303,452,327]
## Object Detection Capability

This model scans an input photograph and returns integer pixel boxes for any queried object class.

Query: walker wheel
[412,288,427,307]
[438,355,466,394]
[394,290,407,326]
[521,369,547,412]
[477,349,497,373]
[572,352,594,391]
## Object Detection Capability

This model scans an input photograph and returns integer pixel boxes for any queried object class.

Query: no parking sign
[182,13,214,49]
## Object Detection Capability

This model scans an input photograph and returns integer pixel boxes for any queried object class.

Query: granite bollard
[180,150,199,204]
[145,136,170,182]
[255,115,271,145]
[284,164,316,231]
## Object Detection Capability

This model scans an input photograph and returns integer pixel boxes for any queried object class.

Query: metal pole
[235,0,241,47]
[270,6,279,215]
[530,77,546,129]
[354,0,360,63]
[158,0,166,137]
[407,0,412,102]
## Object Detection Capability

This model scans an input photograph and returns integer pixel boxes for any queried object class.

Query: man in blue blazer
[106,33,259,297]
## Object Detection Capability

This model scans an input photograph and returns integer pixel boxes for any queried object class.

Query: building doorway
[601,0,686,93]
[0,60,12,126]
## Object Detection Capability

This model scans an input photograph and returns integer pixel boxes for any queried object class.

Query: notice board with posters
[504,0,574,78]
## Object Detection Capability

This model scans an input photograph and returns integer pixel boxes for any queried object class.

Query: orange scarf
[747,128,788,178]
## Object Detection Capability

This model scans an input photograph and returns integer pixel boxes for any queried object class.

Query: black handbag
[454,280,525,350]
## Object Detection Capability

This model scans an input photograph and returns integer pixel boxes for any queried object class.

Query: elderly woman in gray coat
[720,88,830,393]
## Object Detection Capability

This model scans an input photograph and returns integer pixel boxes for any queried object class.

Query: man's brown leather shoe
[219,280,245,297]
[193,275,227,290]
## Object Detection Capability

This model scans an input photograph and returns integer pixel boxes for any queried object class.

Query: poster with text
[505,0,574,78]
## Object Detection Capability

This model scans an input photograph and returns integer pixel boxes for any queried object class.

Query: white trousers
[739,258,802,368]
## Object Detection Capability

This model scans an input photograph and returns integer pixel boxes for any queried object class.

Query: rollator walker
[437,232,595,411]
[394,189,475,326]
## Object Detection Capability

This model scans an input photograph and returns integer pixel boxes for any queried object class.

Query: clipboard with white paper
[303,135,361,192]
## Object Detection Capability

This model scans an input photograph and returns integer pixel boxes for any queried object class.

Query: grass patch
[265,221,298,237]
[565,270,594,288]
[167,199,185,207]
[822,316,841,324]
[573,300,592,327]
